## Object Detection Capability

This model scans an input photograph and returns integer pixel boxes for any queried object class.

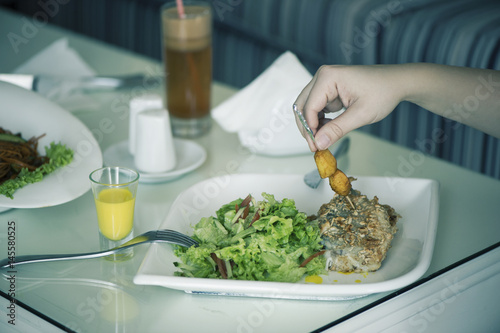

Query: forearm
[400,63,500,138]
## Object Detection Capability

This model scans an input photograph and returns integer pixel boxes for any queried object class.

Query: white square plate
[134,174,439,300]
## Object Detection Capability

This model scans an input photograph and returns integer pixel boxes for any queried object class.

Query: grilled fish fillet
[317,189,400,273]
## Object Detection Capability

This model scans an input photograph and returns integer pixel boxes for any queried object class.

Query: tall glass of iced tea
[161,1,212,137]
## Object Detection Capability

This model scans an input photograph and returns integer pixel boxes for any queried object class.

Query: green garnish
[0,133,27,143]
[0,142,74,199]
[174,193,327,283]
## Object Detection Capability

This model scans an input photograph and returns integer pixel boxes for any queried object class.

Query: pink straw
[176,0,186,19]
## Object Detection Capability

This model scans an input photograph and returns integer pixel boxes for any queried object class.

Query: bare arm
[294,63,500,151]
[403,63,500,137]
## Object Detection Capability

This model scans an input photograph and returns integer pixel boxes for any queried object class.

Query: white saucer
[103,139,206,183]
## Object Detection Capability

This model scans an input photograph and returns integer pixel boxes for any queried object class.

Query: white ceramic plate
[0,81,102,209]
[134,174,439,300]
[103,139,206,183]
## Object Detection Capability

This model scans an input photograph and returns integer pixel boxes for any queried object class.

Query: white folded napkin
[212,51,313,156]
[13,38,99,112]
[14,38,95,76]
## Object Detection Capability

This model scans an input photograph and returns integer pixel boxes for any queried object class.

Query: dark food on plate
[0,127,74,199]
[313,147,399,272]
[317,183,400,273]
[0,127,48,184]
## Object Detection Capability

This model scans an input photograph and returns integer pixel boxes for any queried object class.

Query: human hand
[294,64,406,151]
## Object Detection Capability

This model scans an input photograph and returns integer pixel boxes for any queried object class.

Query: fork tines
[157,229,198,247]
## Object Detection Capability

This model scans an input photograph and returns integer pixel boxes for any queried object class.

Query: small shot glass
[89,166,140,261]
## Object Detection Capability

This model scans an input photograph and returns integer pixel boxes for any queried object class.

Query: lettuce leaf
[174,193,326,283]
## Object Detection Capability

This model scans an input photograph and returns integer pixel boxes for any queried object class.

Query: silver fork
[0,229,198,269]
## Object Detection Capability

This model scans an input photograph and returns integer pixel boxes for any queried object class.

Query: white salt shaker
[129,94,163,155]
[134,108,177,173]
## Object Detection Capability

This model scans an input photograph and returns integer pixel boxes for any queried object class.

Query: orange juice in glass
[90,167,139,261]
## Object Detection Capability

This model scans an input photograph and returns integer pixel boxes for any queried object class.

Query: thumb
[314,121,345,150]
[314,103,368,150]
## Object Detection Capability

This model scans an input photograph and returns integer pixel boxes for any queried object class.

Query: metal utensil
[293,104,316,144]
[304,137,350,189]
[0,229,197,269]
[0,73,161,98]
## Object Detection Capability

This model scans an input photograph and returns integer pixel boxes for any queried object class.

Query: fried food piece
[329,170,351,196]
[314,149,337,178]
[317,189,400,273]
[313,148,352,196]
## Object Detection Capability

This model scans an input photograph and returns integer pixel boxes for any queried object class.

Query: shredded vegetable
[0,127,73,199]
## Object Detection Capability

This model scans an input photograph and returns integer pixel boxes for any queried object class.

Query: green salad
[174,193,327,283]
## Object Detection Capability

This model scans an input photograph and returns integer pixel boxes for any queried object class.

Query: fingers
[303,67,348,150]
[294,66,346,151]
[293,112,317,151]
[302,66,345,129]
[294,75,319,152]
[294,72,317,109]
[295,64,404,151]
[295,65,381,151]
[314,102,370,149]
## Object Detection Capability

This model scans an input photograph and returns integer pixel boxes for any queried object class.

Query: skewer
[346,196,356,210]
